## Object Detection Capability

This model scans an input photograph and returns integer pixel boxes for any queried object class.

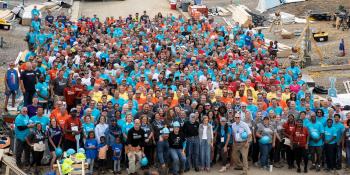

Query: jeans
[87,158,95,174]
[185,136,199,169]
[324,143,337,170]
[259,143,272,167]
[169,148,186,175]
[113,159,121,172]
[15,139,30,167]
[199,139,211,169]
[23,90,35,106]
[336,144,342,168]
[346,143,350,167]
[157,140,169,165]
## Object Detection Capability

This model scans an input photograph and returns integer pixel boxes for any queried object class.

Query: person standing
[217,117,232,173]
[256,116,276,170]
[47,118,63,170]
[51,70,67,101]
[183,113,200,172]
[26,123,46,174]
[20,62,37,106]
[4,62,19,112]
[157,127,170,175]
[231,113,252,175]
[333,114,345,169]
[127,119,145,175]
[14,107,34,168]
[324,118,337,172]
[168,121,186,175]
[307,113,324,172]
[198,115,214,172]
[343,119,350,171]
[283,114,296,169]
[64,108,82,151]
[291,119,309,173]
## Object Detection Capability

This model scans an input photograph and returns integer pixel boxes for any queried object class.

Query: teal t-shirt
[15,114,30,141]
[307,121,324,146]
[324,126,337,144]
[30,115,50,132]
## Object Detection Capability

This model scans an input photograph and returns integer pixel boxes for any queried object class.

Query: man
[64,108,82,151]
[20,62,37,106]
[30,105,50,132]
[231,113,252,175]
[127,119,145,175]
[51,70,68,101]
[157,128,170,175]
[307,112,324,172]
[183,113,200,172]
[14,107,34,168]
[140,10,149,23]
[168,121,186,175]
[4,62,19,111]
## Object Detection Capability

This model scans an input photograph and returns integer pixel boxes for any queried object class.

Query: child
[111,137,123,174]
[98,136,108,174]
[85,131,98,175]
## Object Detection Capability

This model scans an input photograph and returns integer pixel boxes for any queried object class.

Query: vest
[198,124,213,144]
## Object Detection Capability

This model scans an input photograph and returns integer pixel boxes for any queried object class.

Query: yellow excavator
[0,18,11,30]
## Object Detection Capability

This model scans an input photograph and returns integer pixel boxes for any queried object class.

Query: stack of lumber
[0,9,14,21]
[227,5,253,28]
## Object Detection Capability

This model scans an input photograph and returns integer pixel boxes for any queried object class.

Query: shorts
[5,90,16,97]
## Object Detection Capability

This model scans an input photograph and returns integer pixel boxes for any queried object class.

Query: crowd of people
[5,6,350,175]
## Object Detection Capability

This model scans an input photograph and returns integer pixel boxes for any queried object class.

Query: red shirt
[64,116,82,141]
[73,84,84,98]
[64,87,76,105]
[283,122,295,138]
[292,127,309,148]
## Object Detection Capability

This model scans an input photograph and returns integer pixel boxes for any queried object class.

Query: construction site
[0,0,350,175]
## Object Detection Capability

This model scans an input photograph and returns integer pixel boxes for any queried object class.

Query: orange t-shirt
[51,110,69,129]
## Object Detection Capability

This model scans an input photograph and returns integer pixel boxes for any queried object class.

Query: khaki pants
[127,150,142,174]
[232,142,249,175]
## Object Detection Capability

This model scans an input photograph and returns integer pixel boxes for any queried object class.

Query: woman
[292,119,309,173]
[122,114,134,141]
[256,116,276,169]
[282,114,296,169]
[324,118,337,172]
[168,121,186,175]
[198,115,214,171]
[216,117,232,173]
[26,123,47,174]
[47,118,63,170]
[94,116,109,144]
[82,115,95,139]
[141,115,155,168]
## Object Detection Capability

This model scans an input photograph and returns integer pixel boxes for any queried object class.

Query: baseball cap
[173,121,181,128]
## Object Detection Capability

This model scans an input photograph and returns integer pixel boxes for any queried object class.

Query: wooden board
[308,64,350,72]
[21,2,58,26]
[227,5,252,28]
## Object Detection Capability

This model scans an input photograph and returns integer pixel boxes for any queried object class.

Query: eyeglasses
[235,117,240,119]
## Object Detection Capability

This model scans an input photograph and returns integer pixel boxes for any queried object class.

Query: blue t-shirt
[15,114,30,141]
[324,126,337,144]
[85,138,98,159]
[333,121,345,143]
[35,82,49,101]
[83,122,95,137]
[30,115,50,132]
[111,143,123,160]
[307,121,324,146]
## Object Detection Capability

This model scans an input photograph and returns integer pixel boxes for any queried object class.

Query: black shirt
[169,131,186,149]
[127,127,145,147]
[183,121,199,138]
[45,15,54,24]
[20,70,37,91]
[53,78,67,96]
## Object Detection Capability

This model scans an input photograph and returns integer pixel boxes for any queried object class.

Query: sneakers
[310,164,316,170]
[316,165,321,172]
[219,166,227,173]
[297,168,301,173]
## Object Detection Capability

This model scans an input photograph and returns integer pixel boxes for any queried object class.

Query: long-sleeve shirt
[183,121,199,138]
[95,123,109,143]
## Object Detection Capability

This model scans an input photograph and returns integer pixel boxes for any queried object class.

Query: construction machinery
[0,18,10,30]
